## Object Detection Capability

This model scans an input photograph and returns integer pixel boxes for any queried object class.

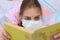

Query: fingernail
[54,35,57,38]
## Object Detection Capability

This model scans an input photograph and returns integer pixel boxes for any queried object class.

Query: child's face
[21,7,41,21]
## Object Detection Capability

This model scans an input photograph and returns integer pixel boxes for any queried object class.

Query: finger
[2,30,10,39]
[0,32,4,40]
[0,28,10,39]
[0,32,10,40]
[54,33,60,39]
[0,38,4,40]
[50,35,56,40]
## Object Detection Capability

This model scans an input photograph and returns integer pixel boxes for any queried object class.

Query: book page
[4,22,33,40]
[32,23,60,40]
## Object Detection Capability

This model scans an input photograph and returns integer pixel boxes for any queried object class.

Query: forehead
[23,7,41,17]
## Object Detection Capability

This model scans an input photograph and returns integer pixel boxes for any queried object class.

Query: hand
[0,30,10,40]
[50,33,60,40]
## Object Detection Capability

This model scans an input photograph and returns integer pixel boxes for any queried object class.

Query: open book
[4,22,60,40]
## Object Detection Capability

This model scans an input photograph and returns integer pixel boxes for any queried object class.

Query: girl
[0,0,60,40]
[18,0,43,30]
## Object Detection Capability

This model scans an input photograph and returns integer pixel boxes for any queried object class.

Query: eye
[34,16,40,21]
[24,17,31,20]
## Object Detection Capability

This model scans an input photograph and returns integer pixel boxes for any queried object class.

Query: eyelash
[25,18,31,20]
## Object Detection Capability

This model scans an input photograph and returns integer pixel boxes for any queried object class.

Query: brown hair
[19,0,42,16]
[18,0,42,26]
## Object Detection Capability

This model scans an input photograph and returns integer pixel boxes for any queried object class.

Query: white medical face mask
[22,19,42,30]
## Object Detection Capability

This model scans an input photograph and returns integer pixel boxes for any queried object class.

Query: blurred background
[0,0,60,15]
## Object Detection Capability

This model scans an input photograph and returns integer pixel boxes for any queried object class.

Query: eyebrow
[34,15,40,17]
[24,16,31,18]
[24,15,41,18]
